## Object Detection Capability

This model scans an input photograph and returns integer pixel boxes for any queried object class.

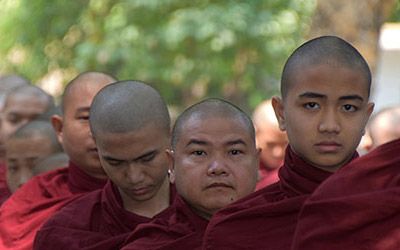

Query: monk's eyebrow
[299,92,326,99]
[186,139,208,147]
[225,139,247,146]
[102,155,123,162]
[339,95,364,102]
[76,107,90,113]
[133,150,158,161]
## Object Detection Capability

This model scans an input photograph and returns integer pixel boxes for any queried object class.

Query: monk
[1,85,54,142]
[252,99,288,190]
[34,80,175,249]
[368,106,400,150]
[122,98,260,250]
[292,138,400,250]
[0,75,30,204]
[201,35,374,250]
[0,72,116,250]
[6,120,63,193]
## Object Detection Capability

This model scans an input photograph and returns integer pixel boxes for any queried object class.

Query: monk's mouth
[206,183,233,189]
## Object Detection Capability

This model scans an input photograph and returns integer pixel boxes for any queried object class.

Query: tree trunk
[308,0,396,75]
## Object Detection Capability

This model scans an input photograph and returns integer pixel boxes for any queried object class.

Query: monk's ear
[51,114,64,145]
[271,96,286,131]
[166,149,175,184]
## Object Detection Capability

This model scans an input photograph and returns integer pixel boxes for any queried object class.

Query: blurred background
[0,0,399,112]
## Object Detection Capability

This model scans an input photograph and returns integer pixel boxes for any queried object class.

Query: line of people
[0,35,398,250]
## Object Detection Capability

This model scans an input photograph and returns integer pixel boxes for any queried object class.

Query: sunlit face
[53,83,109,179]
[170,115,259,220]
[273,64,374,172]
[256,123,288,169]
[96,124,171,209]
[1,94,49,142]
[6,135,55,192]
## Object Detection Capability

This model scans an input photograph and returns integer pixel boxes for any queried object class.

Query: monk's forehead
[63,77,113,106]
[285,61,369,92]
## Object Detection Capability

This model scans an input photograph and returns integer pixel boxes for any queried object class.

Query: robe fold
[122,195,209,250]
[256,161,280,190]
[202,147,345,250]
[0,161,106,250]
[292,139,400,250]
[34,181,176,250]
[0,162,10,205]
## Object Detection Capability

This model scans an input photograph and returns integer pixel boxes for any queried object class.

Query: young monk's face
[256,123,288,169]
[273,64,374,172]
[53,83,108,179]
[1,94,49,141]
[6,136,54,192]
[170,115,259,219]
[96,123,171,208]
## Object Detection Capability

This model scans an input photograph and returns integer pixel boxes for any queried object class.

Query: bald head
[5,85,54,110]
[172,98,255,149]
[0,74,30,92]
[90,80,170,137]
[10,120,62,153]
[61,71,117,113]
[368,106,400,148]
[281,36,371,99]
[252,99,279,129]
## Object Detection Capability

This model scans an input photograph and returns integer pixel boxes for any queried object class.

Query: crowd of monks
[0,35,398,250]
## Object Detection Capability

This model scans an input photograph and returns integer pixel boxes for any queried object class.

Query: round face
[273,64,374,172]
[6,136,55,192]
[170,115,259,219]
[256,124,288,169]
[1,94,49,152]
[96,124,171,213]
[54,83,109,179]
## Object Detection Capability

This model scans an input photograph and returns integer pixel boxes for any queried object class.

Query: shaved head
[61,71,117,113]
[172,98,255,149]
[368,106,400,148]
[252,99,279,129]
[90,80,170,137]
[0,74,30,92]
[10,120,62,153]
[5,85,54,110]
[281,35,371,99]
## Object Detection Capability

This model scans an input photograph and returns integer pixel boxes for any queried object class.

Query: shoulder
[39,188,103,230]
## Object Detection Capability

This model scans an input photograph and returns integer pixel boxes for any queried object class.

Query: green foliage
[0,0,316,110]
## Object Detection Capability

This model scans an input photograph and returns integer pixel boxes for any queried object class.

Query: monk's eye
[342,104,358,112]
[303,102,320,110]
[191,150,206,156]
[140,152,156,163]
[106,159,123,166]
[229,149,243,156]
[77,115,89,121]
[7,114,21,125]
[7,164,18,173]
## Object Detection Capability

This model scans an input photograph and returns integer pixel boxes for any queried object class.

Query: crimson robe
[201,147,350,250]
[0,162,106,250]
[291,139,400,250]
[256,161,280,190]
[121,195,209,250]
[0,162,11,205]
[34,181,176,250]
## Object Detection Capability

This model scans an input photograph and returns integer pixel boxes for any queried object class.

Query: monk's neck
[120,176,170,218]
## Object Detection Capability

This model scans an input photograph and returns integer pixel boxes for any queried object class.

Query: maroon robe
[0,162,11,205]
[34,181,176,250]
[122,195,209,250]
[256,161,280,190]
[201,147,347,250]
[0,162,106,250]
[292,139,400,250]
